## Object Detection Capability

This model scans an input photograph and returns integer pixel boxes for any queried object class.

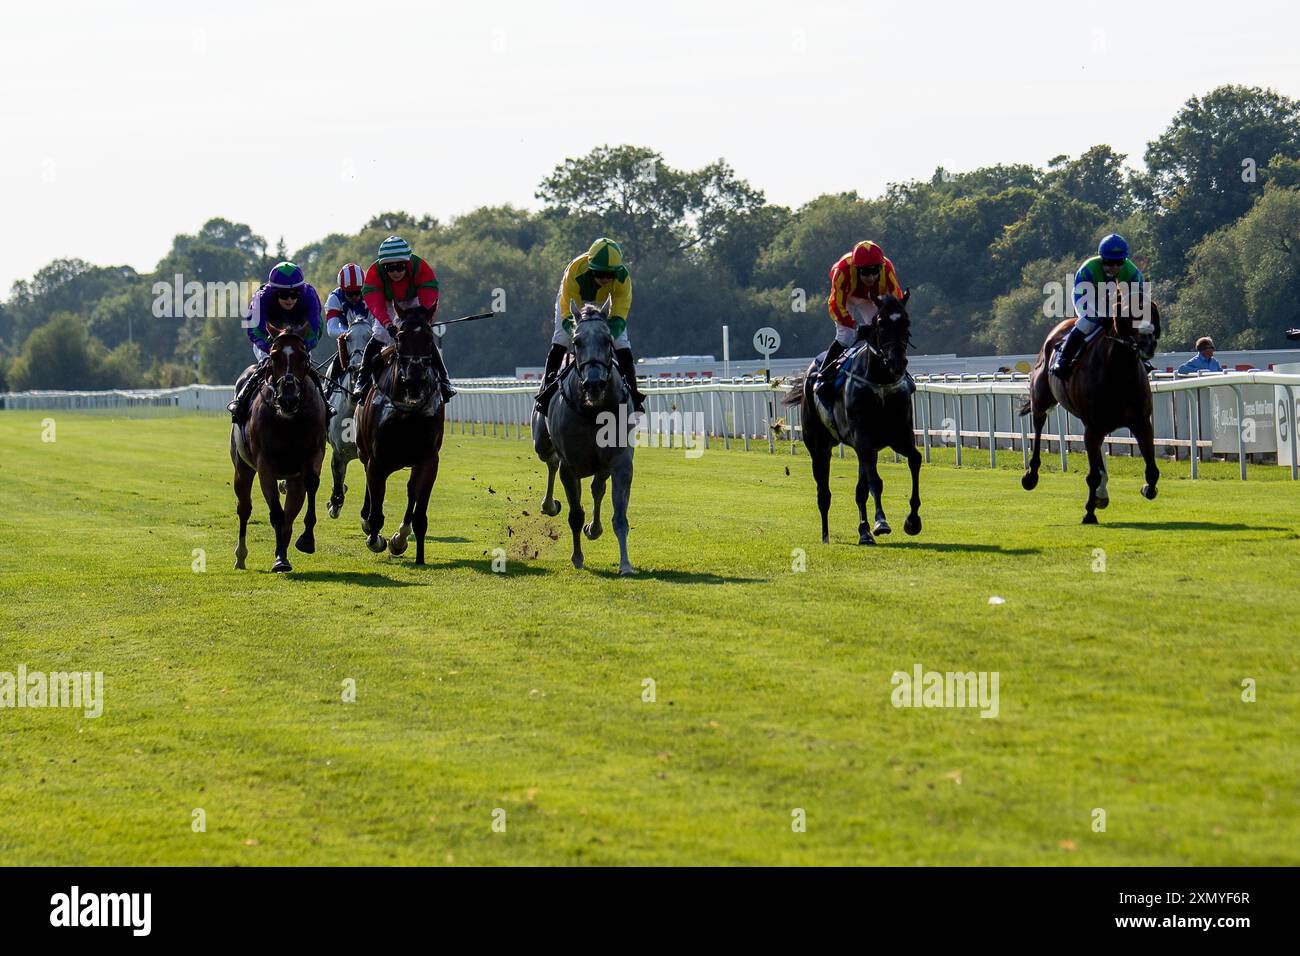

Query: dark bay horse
[784,291,922,545]
[231,328,328,572]
[354,308,446,564]
[532,298,635,575]
[1020,301,1162,523]
[325,314,374,519]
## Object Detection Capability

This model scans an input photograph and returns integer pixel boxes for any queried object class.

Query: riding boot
[615,348,645,414]
[429,341,457,402]
[228,359,268,423]
[308,366,336,419]
[534,344,568,415]
[815,341,848,406]
[1050,325,1088,379]
[352,337,382,401]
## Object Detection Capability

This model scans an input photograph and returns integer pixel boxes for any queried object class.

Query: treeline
[2,84,1298,390]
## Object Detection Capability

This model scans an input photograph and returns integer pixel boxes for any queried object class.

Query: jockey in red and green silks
[1051,233,1147,378]
[351,235,456,403]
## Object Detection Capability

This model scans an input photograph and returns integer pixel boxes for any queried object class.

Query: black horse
[784,291,922,545]
[354,307,446,564]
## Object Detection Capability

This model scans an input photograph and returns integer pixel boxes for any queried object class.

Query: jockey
[351,235,456,402]
[816,240,906,406]
[323,262,369,382]
[535,237,643,414]
[1051,233,1147,379]
[227,261,329,423]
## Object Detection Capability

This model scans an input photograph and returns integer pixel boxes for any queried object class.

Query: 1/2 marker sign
[753,327,781,356]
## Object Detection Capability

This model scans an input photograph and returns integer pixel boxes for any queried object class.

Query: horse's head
[570,297,617,406]
[267,327,311,418]
[866,289,913,379]
[343,315,372,372]
[1112,293,1161,362]
[391,307,437,411]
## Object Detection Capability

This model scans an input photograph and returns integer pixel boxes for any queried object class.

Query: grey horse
[532,298,636,576]
[325,316,374,519]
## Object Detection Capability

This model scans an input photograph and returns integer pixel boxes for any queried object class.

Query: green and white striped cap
[377,235,413,264]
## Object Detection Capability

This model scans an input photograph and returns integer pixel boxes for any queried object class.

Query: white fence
[6,373,1300,480]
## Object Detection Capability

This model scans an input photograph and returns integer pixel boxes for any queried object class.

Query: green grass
[0,411,1296,866]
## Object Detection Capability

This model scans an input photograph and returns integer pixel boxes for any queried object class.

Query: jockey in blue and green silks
[1051,233,1147,378]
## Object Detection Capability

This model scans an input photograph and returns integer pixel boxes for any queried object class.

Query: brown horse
[231,328,328,571]
[1020,301,1162,523]
[355,308,446,564]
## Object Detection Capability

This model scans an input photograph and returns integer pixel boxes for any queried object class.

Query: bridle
[845,313,912,399]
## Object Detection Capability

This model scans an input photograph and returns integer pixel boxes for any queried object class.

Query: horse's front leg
[559,465,585,569]
[296,449,322,553]
[867,447,891,536]
[610,454,634,576]
[855,445,876,546]
[327,448,348,519]
[541,455,562,517]
[1082,426,1105,524]
[898,438,923,536]
[258,468,291,572]
[409,458,437,566]
[584,471,607,540]
[1132,415,1160,501]
[365,462,390,553]
[1021,370,1052,491]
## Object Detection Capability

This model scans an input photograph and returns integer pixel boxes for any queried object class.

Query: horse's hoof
[1141,484,1157,500]
[821,534,830,545]
[277,480,287,495]
[272,558,292,572]
[360,519,371,534]
[619,565,636,577]
[1021,472,1038,491]
[1095,497,1109,510]
[873,520,891,536]
[327,502,341,519]
[583,523,602,540]
[541,499,561,517]
[234,559,245,570]
[903,515,922,536]
[295,535,315,554]
[571,554,584,570]
[389,533,408,556]
[858,532,876,546]
[367,536,388,554]
[1081,512,1099,525]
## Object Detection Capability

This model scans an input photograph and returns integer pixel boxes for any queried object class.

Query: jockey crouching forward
[815,240,914,406]
[228,261,331,423]
[1051,233,1148,379]
[323,261,369,383]
[535,237,644,415]
[350,235,457,403]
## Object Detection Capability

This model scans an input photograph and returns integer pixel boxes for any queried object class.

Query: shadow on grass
[586,567,766,584]
[416,557,550,576]
[428,536,470,543]
[1102,520,1291,533]
[287,570,420,587]
[885,541,1042,555]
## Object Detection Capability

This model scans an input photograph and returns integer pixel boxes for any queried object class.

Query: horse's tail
[782,374,807,406]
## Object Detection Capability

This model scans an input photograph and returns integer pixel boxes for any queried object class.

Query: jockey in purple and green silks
[1051,233,1147,378]
[227,261,330,423]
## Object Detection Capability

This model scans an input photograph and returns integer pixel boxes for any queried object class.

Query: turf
[0,411,1296,865]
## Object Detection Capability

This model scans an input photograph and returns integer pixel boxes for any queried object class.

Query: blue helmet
[1098,234,1128,262]
[267,261,305,289]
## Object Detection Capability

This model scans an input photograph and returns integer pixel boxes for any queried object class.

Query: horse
[783,291,922,545]
[354,307,446,564]
[325,315,374,519]
[230,327,328,572]
[1020,299,1162,524]
[532,298,636,575]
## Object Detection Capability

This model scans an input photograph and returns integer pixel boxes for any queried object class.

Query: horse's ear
[568,298,581,321]
[901,287,911,305]
[599,295,612,319]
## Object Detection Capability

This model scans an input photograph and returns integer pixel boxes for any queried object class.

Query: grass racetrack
[0,411,1296,865]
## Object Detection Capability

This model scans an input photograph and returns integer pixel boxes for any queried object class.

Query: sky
[2,0,1298,295]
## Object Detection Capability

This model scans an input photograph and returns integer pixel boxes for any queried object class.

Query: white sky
[2,0,1297,295]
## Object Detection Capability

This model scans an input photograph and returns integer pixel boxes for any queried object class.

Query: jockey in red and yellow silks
[816,241,905,404]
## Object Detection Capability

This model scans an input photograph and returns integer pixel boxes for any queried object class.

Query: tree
[9,318,100,389]
[1135,85,1300,272]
